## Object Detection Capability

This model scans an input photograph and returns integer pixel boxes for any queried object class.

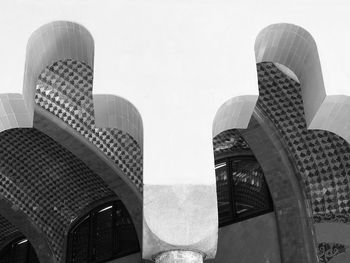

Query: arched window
[0,237,39,263]
[67,200,139,263]
[215,156,273,226]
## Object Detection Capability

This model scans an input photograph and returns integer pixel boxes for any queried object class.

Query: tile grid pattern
[314,213,350,223]
[35,59,143,192]
[257,62,350,217]
[0,216,17,239]
[0,128,114,262]
[257,62,350,263]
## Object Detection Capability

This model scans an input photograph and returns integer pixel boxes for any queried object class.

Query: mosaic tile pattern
[314,213,350,224]
[213,129,250,156]
[257,62,350,218]
[35,59,143,192]
[0,128,114,262]
[0,215,17,239]
[318,242,346,263]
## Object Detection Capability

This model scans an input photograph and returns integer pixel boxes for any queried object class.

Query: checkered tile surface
[318,242,346,263]
[35,59,143,192]
[0,215,17,240]
[213,129,250,156]
[0,128,114,262]
[257,62,350,219]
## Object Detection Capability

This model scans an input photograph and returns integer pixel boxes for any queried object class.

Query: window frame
[66,200,140,263]
[215,155,274,227]
[0,236,39,263]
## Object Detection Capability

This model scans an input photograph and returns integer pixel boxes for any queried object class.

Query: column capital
[142,184,218,261]
[155,250,203,263]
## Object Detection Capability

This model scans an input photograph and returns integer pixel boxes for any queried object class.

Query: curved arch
[0,191,56,263]
[33,61,142,194]
[213,101,318,263]
[240,112,318,263]
[0,127,117,262]
[0,21,94,134]
[214,23,350,262]
[33,107,143,248]
[255,23,324,127]
[33,58,143,240]
[23,21,143,256]
[0,20,144,263]
[23,21,144,152]
[255,23,350,146]
[65,198,139,263]
[23,21,94,122]
[93,94,143,150]
[0,235,42,262]
[212,95,257,137]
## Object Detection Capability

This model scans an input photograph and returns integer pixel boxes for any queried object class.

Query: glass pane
[12,239,28,263]
[231,158,271,216]
[92,206,113,262]
[215,162,232,225]
[71,217,90,263]
[115,204,139,255]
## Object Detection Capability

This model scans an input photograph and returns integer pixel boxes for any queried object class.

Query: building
[0,1,349,263]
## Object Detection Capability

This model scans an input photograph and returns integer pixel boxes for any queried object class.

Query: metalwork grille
[67,201,139,263]
[215,156,273,226]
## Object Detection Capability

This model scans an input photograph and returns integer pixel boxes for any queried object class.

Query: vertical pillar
[155,251,203,263]
[143,184,218,262]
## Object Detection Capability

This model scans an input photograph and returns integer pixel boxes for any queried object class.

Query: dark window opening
[216,156,273,227]
[0,237,40,263]
[67,200,139,263]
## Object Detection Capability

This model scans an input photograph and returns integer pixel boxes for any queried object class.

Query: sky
[1,0,350,184]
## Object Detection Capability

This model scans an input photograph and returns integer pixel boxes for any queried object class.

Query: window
[215,156,273,226]
[0,237,39,263]
[67,200,139,263]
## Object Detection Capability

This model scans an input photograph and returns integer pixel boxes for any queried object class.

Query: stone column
[155,251,203,263]
[143,184,218,262]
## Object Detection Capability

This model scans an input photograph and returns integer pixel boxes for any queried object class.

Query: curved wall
[209,213,281,263]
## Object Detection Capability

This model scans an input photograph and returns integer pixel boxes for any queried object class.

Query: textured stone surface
[143,184,218,260]
[328,251,350,263]
[212,95,257,137]
[241,116,318,263]
[0,94,31,131]
[207,213,281,263]
[155,251,203,263]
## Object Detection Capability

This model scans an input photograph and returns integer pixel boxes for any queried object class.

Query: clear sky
[1,0,350,184]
